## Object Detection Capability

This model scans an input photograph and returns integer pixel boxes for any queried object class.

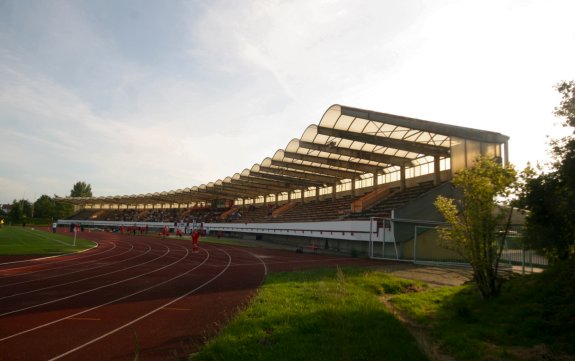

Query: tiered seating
[271,196,353,223]
[67,182,437,225]
[347,181,437,219]
[231,205,271,223]
[68,209,99,220]
[66,207,227,224]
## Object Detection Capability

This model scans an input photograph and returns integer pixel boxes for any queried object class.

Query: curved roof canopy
[60,105,509,207]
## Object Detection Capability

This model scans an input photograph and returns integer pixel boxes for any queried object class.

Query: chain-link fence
[377,219,548,272]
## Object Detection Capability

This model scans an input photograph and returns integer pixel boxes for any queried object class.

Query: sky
[1,0,575,205]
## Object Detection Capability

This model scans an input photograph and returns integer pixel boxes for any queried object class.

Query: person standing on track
[191,228,200,253]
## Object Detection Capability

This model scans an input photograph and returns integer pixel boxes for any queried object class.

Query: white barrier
[204,220,379,242]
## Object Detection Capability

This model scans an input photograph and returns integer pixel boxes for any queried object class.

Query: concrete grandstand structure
[59,104,510,260]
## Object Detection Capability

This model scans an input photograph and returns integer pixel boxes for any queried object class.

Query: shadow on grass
[392,259,575,361]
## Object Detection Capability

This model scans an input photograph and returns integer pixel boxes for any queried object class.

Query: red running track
[0,229,382,360]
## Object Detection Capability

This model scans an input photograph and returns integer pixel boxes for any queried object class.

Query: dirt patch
[381,294,456,361]
[376,263,473,287]
[375,264,472,361]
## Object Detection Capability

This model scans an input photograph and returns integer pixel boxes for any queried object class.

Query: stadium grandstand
[58,104,520,263]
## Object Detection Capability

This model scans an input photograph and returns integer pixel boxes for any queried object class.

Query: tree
[33,195,55,219]
[70,181,92,197]
[8,199,33,224]
[519,81,575,262]
[435,156,516,299]
[54,201,74,219]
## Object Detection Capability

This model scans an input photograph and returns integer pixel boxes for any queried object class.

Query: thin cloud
[1,0,575,204]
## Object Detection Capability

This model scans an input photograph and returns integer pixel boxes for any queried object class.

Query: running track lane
[0,230,268,360]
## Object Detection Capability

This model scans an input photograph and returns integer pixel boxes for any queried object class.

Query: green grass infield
[0,226,95,256]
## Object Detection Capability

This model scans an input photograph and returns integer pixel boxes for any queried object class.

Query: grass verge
[0,226,95,256]
[192,267,429,361]
[391,260,575,361]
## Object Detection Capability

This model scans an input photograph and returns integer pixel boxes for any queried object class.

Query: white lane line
[0,242,139,289]
[0,244,98,266]
[0,243,159,301]
[48,248,232,361]
[229,246,268,277]
[0,246,207,343]
[66,317,101,321]
[20,228,76,246]
[0,240,119,277]
[0,243,187,318]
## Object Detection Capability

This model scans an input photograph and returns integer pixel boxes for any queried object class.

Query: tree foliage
[7,199,33,223]
[519,81,575,262]
[70,181,92,197]
[435,156,516,299]
[33,194,55,219]
[54,201,74,219]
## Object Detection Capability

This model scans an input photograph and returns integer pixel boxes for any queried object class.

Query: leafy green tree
[435,156,516,299]
[8,199,33,224]
[54,201,74,219]
[70,181,92,197]
[7,200,23,223]
[33,194,55,219]
[519,81,575,262]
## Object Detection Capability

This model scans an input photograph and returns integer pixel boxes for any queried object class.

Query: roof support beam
[270,160,361,179]
[259,165,339,184]
[316,126,450,157]
[298,140,412,166]
[248,171,325,188]
[340,106,509,143]
[220,183,283,197]
[283,151,381,174]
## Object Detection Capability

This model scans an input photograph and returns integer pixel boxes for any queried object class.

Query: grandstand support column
[434,155,441,185]
[301,189,305,204]
[373,171,379,189]
[275,193,279,206]
[351,177,356,197]
[332,183,337,200]
[400,165,406,191]
[315,186,320,201]
[504,140,509,167]
[288,191,292,202]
